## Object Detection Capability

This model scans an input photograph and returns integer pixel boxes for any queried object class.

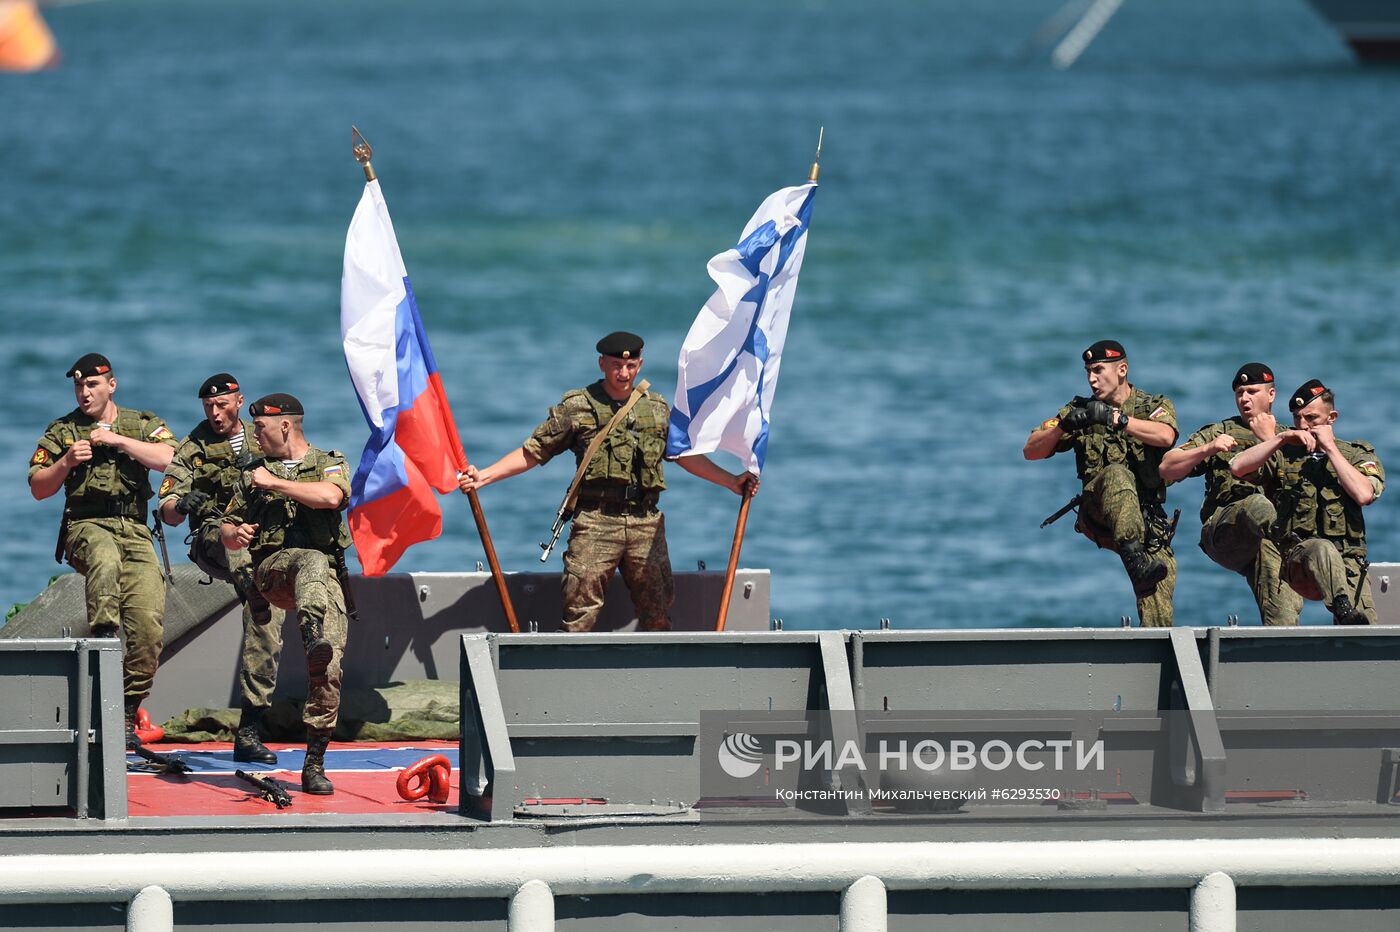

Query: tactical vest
[244,449,353,561]
[1194,417,1266,523]
[177,420,258,525]
[55,408,160,519]
[568,384,668,494]
[1070,391,1171,505]
[1270,443,1372,553]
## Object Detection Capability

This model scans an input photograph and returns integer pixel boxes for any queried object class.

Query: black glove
[1058,399,1114,433]
[174,490,211,516]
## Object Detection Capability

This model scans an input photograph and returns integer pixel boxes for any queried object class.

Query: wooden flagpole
[352,127,520,633]
[714,128,822,633]
[714,487,754,632]
[466,488,520,633]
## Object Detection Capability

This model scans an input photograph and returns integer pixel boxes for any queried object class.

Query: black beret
[198,373,241,399]
[249,393,304,417]
[1288,379,1329,413]
[66,353,113,379]
[1232,363,1274,390]
[596,331,644,359]
[1082,340,1126,365]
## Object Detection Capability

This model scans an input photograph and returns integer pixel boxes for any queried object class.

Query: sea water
[2,0,1397,628]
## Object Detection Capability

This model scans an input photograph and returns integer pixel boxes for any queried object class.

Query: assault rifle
[236,769,293,809]
[334,548,359,624]
[151,508,174,586]
[1040,494,1083,529]
[130,746,192,775]
[539,380,651,562]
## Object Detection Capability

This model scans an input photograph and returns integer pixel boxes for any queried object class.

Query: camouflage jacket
[1179,416,1268,523]
[159,418,260,527]
[29,406,177,519]
[1050,387,1178,505]
[1259,439,1384,553]
[523,381,669,494]
[223,446,353,562]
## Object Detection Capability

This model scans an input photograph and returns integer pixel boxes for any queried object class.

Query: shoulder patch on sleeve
[148,424,174,441]
[158,476,175,497]
[1040,417,1061,431]
[323,464,343,476]
[1149,406,1168,420]
[30,447,50,467]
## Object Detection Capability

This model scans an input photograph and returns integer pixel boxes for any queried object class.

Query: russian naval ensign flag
[666,182,816,474]
[341,179,469,576]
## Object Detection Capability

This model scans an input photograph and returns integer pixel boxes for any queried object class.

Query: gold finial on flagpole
[352,126,376,182]
[807,126,824,183]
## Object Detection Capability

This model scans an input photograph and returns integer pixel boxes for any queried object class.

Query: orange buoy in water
[0,1,59,72]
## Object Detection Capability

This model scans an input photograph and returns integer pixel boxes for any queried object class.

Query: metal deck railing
[7,837,1400,931]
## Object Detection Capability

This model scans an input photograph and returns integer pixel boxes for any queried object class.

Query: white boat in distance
[1307,0,1400,61]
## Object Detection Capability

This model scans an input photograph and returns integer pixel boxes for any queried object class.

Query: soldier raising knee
[220,394,353,794]
[1024,340,1179,626]
[1158,363,1302,625]
[1229,379,1384,625]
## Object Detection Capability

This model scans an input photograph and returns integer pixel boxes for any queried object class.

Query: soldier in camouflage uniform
[1024,340,1179,627]
[158,373,286,764]
[28,353,177,748]
[220,393,353,794]
[1230,379,1384,625]
[1158,363,1302,626]
[459,332,757,632]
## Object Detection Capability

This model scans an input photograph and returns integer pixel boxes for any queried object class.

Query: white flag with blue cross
[666,181,817,475]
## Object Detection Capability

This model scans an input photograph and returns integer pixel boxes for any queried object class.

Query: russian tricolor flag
[340,179,468,576]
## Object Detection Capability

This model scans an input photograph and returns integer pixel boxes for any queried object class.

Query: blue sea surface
[2,0,1397,628]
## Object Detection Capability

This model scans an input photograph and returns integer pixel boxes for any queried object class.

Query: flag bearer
[458,332,756,632]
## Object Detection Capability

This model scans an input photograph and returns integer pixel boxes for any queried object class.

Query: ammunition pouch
[188,526,237,588]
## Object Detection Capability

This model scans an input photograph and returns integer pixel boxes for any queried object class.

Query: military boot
[301,731,334,795]
[301,615,333,679]
[1119,542,1169,597]
[232,706,277,765]
[1329,595,1368,626]
[123,698,143,752]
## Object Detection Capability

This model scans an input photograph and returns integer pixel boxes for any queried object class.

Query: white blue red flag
[666,182,816,475]
[341,179,468,576]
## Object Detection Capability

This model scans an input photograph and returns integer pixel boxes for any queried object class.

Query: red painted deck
[127,741,460,817]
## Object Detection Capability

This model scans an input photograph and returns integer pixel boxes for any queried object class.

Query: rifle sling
[559,379,651,514]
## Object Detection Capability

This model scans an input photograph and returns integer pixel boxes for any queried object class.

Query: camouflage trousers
[191,523,285,709]
[253,548,348,732]
[561,506,674,632]
[1076,464,1176,628]
[65,516,164,700]
[1199,494,1302,626]
[1282,538,1377,624]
